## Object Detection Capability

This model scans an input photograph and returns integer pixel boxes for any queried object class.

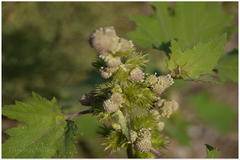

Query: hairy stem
[67,110,92,120]
[150,147,163,158]
[127,144,134,158]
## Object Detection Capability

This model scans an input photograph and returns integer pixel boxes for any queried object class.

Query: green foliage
[123,82,157,109]
[205,144,220,158]
[128,2,232,51]
[73,114,100,137]
[104,131,128,151]
[2,93,67,158]
[216,49,238,82]
[189,92,236,132]
[56,120,78,158]
[168,34,227,79]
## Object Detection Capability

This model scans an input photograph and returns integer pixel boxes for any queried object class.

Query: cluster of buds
[145,74,174,96]
[103,93,123,114]
[81,26,180,156]
[90,26,134,79]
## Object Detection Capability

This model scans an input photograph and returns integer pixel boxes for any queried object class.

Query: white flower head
[110,93,123,105]
[103,99,118,113]
[153,74,174,95]
[129,68,144,82]
[90,26,120,54]
[102,55,122,68]
[135,138,152,153]
[160,100,179,118]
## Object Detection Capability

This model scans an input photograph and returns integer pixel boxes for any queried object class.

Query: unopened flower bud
[138,128,151,139]
[112,123,121,130]
[150,109,160,120]
[129,68,144,82]
[79,93,93,106]
[157,122,165,132]
[103,55,122,68]
[103,99,118,113]
[100,68,112,79]
[145,74,158,85]
[130,130,138,143]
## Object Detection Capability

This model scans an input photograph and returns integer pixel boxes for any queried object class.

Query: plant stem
[67,110,92,120]
[127,144,134,158]
[150,147,163,158]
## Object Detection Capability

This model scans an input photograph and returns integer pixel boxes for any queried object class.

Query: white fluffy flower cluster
[103,93,123,114]
[135,128,152,152]
[155,99,179,118]
[129,68,144,82]
[145,74,174,95]
[90,26,134,79]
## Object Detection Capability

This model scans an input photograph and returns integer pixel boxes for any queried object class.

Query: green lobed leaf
[168,34,227,79]
[216,49,238,83]
[73,114,100,137]
[128,2,232,51]
[2,93,67,158]
[56,120,78,158]
[189,92,236,132]
[205,144,220,158]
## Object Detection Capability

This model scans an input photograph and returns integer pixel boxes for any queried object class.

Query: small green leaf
[216,49,238,83]
[189,92,236,132]
[114,110,129,140]
[2,93,67,158]
[205,144,220,158]
[168,34,227,79]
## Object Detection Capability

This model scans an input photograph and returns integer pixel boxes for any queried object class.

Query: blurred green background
[2,2,238,158]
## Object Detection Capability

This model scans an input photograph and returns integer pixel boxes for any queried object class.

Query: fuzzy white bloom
[90,26,120,54]
[129,68,144,82]
[130,130,138,143]
[103,99,118,113]
[157,122,165,132]
[160,100,179,118]
[150,109,160,120]
[118,38,134,52]
[110,93,123,105]
[153,74,174,95]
